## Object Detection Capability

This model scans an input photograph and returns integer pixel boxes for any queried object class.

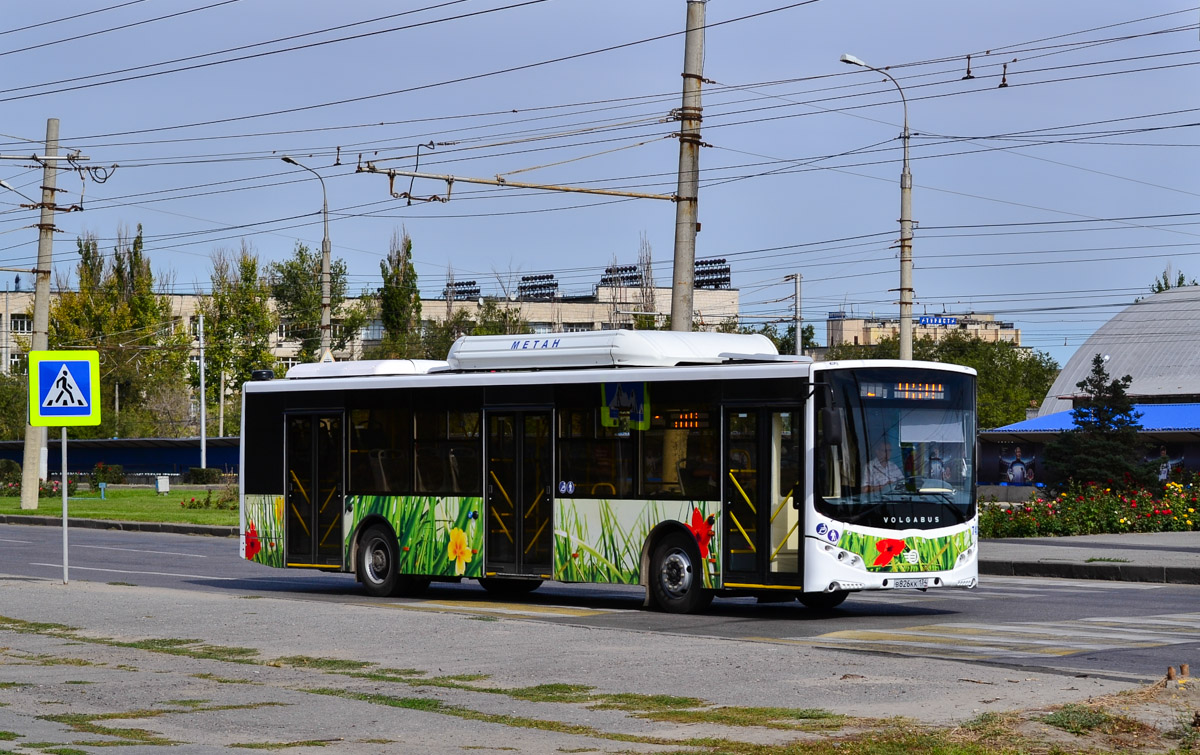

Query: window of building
[10,314,30,334]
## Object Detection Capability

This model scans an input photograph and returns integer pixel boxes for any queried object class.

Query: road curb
[980,559,1200,585]
[0,514,236,538]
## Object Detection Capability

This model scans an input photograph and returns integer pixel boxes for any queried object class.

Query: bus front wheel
[649,532,712,614]
[798,590,849,610]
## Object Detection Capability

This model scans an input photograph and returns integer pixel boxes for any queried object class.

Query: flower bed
[981,478,1198,538]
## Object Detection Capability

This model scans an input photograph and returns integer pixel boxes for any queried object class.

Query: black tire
[648,531,713,614]
[478,577,543,597]
[358,525,432,598]
[798,590,849,610]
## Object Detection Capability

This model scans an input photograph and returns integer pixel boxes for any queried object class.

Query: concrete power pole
[19,119,59,510]
[793,274,803,356]
[669,0,705,333]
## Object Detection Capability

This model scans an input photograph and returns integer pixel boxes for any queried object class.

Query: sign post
[28,350,101,584]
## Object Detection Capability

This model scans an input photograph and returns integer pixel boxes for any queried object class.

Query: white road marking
[29,563,236,580]
[0,537,32,544]
[73,544,206,558]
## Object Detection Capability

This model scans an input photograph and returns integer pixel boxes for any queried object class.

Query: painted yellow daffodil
[447,527,472,576]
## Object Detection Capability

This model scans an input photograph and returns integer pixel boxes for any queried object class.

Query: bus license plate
[892,578,928,589]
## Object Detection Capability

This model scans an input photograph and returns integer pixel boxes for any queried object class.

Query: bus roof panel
[285,359,449,379]
[445,329,786,370]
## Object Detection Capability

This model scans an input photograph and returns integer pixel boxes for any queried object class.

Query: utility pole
[199,314,207,468]
[669,0,705,333]
[793,274,803,356]
[20,119,59,511]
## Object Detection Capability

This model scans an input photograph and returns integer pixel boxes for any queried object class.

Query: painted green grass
[348,495,484,578]
[0,488,237,526]
[553,498,719,587]
[838,528,973,573]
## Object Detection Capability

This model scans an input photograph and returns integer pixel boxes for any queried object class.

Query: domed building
[1039,286,1200,416]
[979,287,1200,490]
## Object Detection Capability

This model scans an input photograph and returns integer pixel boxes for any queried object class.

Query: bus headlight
[823,543,864,569]
[954,546,976,568]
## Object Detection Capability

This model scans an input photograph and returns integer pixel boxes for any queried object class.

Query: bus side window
[349,407,411,494]
[642,406,714,500]
[414,408,481,495]
[556,408,631,498]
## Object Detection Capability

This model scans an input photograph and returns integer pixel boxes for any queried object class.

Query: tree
[194,242,277,433]
[728,322,818,354]
[1042,354,1149,488]
[422,309,474,360]
[825,333,1059,430]
[472,299,529,336]
[268,242,366,362]
[1150,264,1196,294]
[48,226,191,438]
[368,228,422,359]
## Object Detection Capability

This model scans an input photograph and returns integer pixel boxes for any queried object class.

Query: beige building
[0,286,740,373]
[826,311,1020,349]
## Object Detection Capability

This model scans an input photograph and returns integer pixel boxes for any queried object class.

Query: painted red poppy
[873,538,906,567]
[687,508,715,559]
[245,520,262,561]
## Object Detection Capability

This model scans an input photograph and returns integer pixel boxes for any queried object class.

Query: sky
[1,0,1197,366]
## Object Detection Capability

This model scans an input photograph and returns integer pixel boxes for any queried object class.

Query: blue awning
[987,403,1200,434]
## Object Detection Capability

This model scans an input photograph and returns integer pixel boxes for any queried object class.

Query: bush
[0,458,20,484]
[0,478,78,498]
[179,486,237,511]
[981,479,1199,538]
[187,467,223,485]
[89,462,126,487]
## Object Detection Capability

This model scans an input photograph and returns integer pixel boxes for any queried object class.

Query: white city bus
[239,330,977,613]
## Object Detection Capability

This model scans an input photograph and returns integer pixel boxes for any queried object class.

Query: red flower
[1131,503,1137,508]
[873,538,906,567]
[245,520,261,561]
[686,508,715,559]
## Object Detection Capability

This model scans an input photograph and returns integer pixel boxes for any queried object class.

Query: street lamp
[281,156,331,361]
[0,179,36,204]
[840,53,914,361]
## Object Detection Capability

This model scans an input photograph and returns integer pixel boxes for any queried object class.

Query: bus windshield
[815,366,976,530]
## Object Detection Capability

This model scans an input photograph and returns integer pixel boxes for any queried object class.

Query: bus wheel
[358,525,400,598]
[478,577,542,597]
[649,532,712,614]
[798,590,849,610]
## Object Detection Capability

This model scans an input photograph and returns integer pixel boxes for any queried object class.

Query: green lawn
[0,488,239,527]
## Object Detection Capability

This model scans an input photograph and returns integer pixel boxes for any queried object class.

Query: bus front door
[722,407,803,588]
[284,413,345,569]
[484,410,553,577]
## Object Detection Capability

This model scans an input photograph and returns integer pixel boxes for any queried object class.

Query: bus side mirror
[820,407,842,447]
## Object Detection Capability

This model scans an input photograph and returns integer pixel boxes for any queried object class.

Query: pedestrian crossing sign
[28,350,101,427]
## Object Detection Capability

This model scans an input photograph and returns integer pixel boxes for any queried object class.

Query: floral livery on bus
[239,330,977,612]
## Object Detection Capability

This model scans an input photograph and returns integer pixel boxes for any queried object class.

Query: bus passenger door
[723,407,803,587]
[485,410,553,576]
[284,413,345,569]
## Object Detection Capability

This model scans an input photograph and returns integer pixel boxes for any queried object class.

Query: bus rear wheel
[798,590,849,610]
[649,532,712,614]
[478,577,542,597]
[358,525,429,598]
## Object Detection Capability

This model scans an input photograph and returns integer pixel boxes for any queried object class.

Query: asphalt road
[1,522,1196,684]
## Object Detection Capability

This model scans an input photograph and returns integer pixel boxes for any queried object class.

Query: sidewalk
[981,531,1200,584]
[2,514,1197,584]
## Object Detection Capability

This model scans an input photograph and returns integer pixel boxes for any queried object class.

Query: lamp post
[281,156,331,360]
[840,54,913,361]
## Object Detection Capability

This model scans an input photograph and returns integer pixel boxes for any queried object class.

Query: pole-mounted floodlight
[281,155,332,361]
[0,179,35,204]
[839,53,914,361]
